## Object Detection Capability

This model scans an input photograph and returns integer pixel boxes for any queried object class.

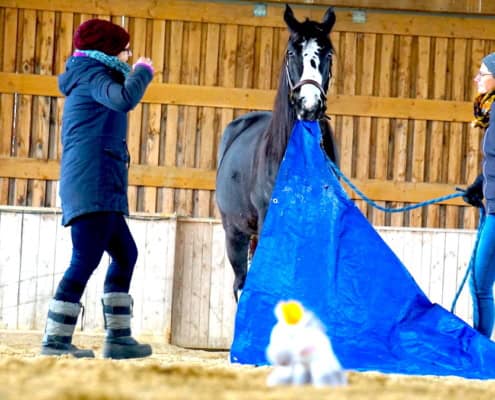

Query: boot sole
[40,346,95,358]
[102,343,152,360]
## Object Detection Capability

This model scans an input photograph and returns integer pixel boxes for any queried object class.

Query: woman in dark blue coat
[40,19,155,359]
[463,52,495,339]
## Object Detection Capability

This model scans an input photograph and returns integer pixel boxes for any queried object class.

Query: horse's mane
[257,58,296,173]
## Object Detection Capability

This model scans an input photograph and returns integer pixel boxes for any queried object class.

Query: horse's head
[284,5,335,121]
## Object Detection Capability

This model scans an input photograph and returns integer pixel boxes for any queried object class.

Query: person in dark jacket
[40,19,154,359]
[463,52,495,339]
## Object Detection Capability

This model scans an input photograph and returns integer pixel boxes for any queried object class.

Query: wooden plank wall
[0,206,476,348]
[171,219,236,348]
[330,30,488,230]
[0,1,493,230]
[0,207,235,348]
[0,209,179,340]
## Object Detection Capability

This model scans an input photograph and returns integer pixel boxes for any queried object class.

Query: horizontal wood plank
[3,1,495,37]
[0,157,215,190]
[247,0,494,15]
[0,73,473,121]
[343,179,465,206]
[0,157,468,205]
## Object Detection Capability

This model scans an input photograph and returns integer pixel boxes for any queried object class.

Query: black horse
[215,5,338,300]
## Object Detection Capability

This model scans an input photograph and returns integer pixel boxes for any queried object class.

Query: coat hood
[58,56,104,96]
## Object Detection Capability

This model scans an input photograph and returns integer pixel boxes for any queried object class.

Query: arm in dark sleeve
[463,174,484,207]
[90,66,153,113]
[472,174,483,188]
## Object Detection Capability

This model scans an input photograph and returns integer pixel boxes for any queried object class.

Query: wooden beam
[0,73,57,96]
[3,1,495,37]
[145,84,274,110]
[0,73,473,122]
[0,157,216,190]
[3,1,285,26]
[245,0,495,15]
[4,0,494,15]
[344,179,465,206]
[0,157,467,205]
[327,95,472,122]
[131,164,215,191]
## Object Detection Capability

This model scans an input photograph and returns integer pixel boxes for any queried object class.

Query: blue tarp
[230,120,495,379]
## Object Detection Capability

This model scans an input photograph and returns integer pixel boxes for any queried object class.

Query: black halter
[285,56,327,102]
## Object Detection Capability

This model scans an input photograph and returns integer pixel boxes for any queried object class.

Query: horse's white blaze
[299,39,322,112]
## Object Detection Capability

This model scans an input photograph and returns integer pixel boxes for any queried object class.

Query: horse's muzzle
[291,79,327,121]
[294,94,326,121]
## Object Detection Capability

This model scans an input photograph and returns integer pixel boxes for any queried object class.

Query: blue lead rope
[326,157,464,212]
[325,157,484,314]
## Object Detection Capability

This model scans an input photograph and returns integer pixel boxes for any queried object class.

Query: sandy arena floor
[1,330,495,399]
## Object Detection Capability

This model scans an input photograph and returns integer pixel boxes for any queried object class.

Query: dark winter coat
[58,56,153,225]
[483,102,495,214]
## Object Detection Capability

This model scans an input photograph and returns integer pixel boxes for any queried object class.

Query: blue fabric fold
[230,120,495,379]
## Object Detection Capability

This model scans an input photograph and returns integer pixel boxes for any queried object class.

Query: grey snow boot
[40,299,95,358]
[101,292,152,359]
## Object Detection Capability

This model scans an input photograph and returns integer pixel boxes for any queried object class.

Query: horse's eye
[287,50,295,57]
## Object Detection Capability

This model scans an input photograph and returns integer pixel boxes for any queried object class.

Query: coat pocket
[103,147,129,193]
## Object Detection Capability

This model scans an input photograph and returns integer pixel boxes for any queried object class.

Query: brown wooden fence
[0,0,494,229]
[0,206,476,348]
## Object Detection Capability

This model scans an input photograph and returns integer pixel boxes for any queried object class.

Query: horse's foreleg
[224,227,251,302]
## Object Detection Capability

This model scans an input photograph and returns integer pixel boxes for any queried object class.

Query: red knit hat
[73,19,130,56]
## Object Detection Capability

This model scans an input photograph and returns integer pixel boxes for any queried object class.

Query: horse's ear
[284,4,300,34]
[321,7,336,34]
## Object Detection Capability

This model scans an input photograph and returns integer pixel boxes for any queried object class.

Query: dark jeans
[54,212,137,303]
[470,214,495,338]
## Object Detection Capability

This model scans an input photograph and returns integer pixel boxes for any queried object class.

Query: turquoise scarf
[77,50,131,77]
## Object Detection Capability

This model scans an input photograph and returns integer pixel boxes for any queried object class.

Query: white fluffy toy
[265,300,347,387]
